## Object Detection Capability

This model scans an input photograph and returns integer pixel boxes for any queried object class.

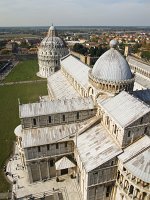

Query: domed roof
[41,37,66,48]
[40,25,66,49]
[92,40,132,82]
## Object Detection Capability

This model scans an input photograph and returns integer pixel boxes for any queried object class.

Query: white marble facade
[14,40,150,200]
[37,25,69,78]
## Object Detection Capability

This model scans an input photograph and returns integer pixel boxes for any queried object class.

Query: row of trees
[73,43,108,57]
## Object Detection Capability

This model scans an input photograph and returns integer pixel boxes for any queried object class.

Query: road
[0,60,19,82]
[0,79,46,86]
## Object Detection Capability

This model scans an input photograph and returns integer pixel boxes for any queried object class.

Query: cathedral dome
[37,25,69,78]
[88,40,134,94]
[92,40,132,82]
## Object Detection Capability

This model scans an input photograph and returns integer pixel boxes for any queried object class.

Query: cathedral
[12,33,150,200]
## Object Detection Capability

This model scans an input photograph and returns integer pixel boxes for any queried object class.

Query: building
[5,41,18,54]
[127,55,150,90]
[70,50,99,66]
[13,40,150,200]
[37,25,69,78]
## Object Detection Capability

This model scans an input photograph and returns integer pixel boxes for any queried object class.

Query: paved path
[0,79,46,86]
[0,61,19,81]
[6,146,82,200]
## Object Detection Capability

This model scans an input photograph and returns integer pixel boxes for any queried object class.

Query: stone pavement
[6,145,82,200]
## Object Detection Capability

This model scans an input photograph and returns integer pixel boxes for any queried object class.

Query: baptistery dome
[89,40,134,94]
[37,25,69,78]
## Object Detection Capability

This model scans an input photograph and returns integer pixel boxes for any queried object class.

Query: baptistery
[37,25,69,78]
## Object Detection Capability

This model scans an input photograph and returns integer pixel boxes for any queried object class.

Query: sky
[0,0,149,27]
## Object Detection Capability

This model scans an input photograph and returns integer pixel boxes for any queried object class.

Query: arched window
[128,131,131,137]
[144,127,147,134]
[63,115,65,122]
[77,112,80,120]
[50,160,54,167]
[114,124,117,134]
[33,118,36,126]
[111,160,114,166]
[106,186,111,197]
[140,117,143,124]
[65,142,67,147]
[47,144,49,150]
[48,116,51,123]
[117,171,120,180]
[129,185,134,195]
[38,146,41,152]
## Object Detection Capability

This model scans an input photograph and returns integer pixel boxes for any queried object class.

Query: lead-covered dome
[37,25,69,78]
[88,40,134,94]
[92,40,132,81]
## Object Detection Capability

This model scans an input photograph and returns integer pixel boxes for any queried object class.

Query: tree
[73,43,88,55]
[1,49,10,55]
[132,43,142,53]
[89,46,107,57]
[89,47,97,57]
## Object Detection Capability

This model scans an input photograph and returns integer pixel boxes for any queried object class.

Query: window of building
[140,117,143,124]
[65,142,67,148]
[117,171,120,180]
[33,118,36,126]
[47,144,49,150]
[56,143,59,149]
[114,124,117,134]
[106,186,110,197]
[93,172,98,175]
[77,112,79,119]
[128,131,131,137]
[50,160,54,167]
[48,116,51,123]
[38,146,41,152]
[144,127,147,134]
[106,117,109,125]
[63,115,65,122]
[111,160,114,166]
[129,185,134,195]
[123,167,126,171]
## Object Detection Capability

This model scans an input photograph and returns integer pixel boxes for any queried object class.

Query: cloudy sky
[0,0,149,26]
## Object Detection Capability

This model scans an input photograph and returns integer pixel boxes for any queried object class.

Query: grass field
[0,34,40,39]
[0,82,47,192]
[4,60,43,83]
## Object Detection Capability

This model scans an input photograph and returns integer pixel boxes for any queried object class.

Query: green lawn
[4,60,44,83]
[0,82,47,192]
[0,34,39,39]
